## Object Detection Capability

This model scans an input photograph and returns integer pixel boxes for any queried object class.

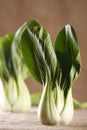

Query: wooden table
[0,107,87,130]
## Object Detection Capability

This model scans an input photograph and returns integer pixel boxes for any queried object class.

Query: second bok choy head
[0,33,31,112]
[14,20,81,125]
[54,25,81,125]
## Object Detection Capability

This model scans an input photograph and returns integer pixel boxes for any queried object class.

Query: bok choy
[11,20,60,124]
[11,20,82,125]
[54,25,81,124]
[0,34,31,112]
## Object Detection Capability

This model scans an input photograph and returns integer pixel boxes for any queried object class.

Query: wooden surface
[0,107,87,130]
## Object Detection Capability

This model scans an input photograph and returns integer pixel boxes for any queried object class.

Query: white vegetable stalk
[38,83,60,125]
[5,77,18,106]
[12,74,31,112]
[54,83,64,114]
[0,75,31,112]
[60,88,74,125]
[0,79,11,111]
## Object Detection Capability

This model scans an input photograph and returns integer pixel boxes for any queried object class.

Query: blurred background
[0,0,87,102]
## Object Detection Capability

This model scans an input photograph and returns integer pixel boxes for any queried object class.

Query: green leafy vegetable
[54,25,81,125]
[17,20,82,125]
[0,34,14,111]
[0,34,31,112]
[13,20,60,124]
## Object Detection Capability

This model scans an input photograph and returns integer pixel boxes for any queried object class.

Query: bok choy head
[54,25,81,124]
[0,34,14,111]
[0,34,31,112]
[11,20,59,124]
[12,20,81,125]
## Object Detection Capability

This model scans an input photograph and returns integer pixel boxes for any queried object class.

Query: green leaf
[12,20,57,85]
[31,93,41,106]
[11,20,39,80]
[0,33,29,80]
[0,34,14,80]
[73,98,87,109]
[54,25,81,97]
[11,31,31,80]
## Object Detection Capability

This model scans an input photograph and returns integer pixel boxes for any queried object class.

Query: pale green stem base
[12,74,31,112]
[0,79,11,111]
[60,88,74,125]
[37,84,60,125]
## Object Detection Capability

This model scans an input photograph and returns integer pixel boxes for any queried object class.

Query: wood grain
[0,107,87,130]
